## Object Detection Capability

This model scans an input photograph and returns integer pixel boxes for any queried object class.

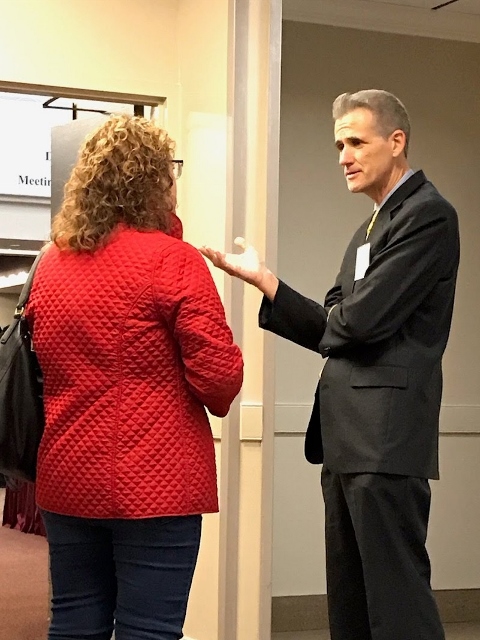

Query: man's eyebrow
[335,136,365,147]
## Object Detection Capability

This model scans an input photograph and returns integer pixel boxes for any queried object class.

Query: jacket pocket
[350,365,408,389]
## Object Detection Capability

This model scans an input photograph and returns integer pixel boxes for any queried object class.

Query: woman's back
[28,227,243,519]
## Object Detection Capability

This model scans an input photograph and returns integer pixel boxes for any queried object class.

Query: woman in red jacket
[27,114,243,640]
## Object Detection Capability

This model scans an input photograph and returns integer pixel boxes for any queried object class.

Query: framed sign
[0,98,70,198]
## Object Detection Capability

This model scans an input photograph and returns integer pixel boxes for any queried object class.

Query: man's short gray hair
[332,90,411,157]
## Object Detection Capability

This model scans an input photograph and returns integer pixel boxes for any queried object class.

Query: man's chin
[346,182,365,193]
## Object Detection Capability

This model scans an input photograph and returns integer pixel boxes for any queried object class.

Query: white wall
[273,20,480,596]
[0,294,17,327]
[0,0,179,99]
[177,0,229,291]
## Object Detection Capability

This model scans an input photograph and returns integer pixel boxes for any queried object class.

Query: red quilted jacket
[27,219,243,519]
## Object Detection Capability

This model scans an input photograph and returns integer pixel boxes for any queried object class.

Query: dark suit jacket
[259,171,459,479]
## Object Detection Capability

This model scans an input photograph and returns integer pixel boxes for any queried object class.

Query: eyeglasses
[172,160,183,180]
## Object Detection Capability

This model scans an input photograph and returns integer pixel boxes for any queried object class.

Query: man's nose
[339,147,353,166]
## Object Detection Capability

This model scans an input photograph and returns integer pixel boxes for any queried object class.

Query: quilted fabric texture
[26,224,243,519]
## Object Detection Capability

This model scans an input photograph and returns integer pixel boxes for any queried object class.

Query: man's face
[334,108,403,200]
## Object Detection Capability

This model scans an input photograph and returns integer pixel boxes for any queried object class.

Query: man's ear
[391,129,407,158]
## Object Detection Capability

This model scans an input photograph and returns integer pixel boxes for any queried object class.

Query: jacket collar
[378,169,426,218]
[366,170,427,244]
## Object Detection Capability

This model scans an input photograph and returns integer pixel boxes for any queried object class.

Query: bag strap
[14,244,50,318]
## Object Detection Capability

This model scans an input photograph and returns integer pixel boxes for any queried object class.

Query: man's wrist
[257,270,279,301]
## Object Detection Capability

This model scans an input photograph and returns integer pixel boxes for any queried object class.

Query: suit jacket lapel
[350,170,427,293]
[365,170,427,247]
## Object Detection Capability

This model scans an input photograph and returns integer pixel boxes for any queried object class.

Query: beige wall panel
[429,437,480,590]
[272,434,480,595]
[277,20,480,407]
[273,435,326,596]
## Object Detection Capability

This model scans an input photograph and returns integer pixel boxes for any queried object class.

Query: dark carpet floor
[0,490,49,640]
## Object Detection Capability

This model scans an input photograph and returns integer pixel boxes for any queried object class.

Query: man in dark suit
[200,90,459,640]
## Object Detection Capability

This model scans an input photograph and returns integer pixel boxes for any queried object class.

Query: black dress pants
[321,468,445,640]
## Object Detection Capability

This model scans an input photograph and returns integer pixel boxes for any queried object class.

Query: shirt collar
[375,169,415,212]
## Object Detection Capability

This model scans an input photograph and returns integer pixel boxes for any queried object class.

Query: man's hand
[199,237,279,300]
[200,237,263,286]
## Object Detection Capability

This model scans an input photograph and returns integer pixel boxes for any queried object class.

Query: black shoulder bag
[0,248,46,482]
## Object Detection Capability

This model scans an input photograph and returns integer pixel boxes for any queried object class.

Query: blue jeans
[41,510,202,640]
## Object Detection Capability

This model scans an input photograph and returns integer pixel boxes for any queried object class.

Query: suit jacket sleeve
[319,198,459,355]
[259,280,327,352]
[324,282,343,313]
[323,234,360,312]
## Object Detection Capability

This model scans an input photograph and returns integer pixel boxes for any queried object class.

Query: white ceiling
[361,0,480,14]
[283,0,480,42]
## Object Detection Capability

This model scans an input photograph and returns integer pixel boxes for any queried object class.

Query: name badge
[354,243,370,281]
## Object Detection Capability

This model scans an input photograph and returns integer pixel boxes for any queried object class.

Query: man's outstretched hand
[199,237,279,300]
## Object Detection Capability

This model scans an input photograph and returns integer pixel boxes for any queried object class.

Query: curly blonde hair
[51,114,176,251]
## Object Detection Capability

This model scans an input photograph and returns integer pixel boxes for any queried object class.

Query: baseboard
[271,589,480,633]
[272,595,329,633]
[435,590,480,624]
